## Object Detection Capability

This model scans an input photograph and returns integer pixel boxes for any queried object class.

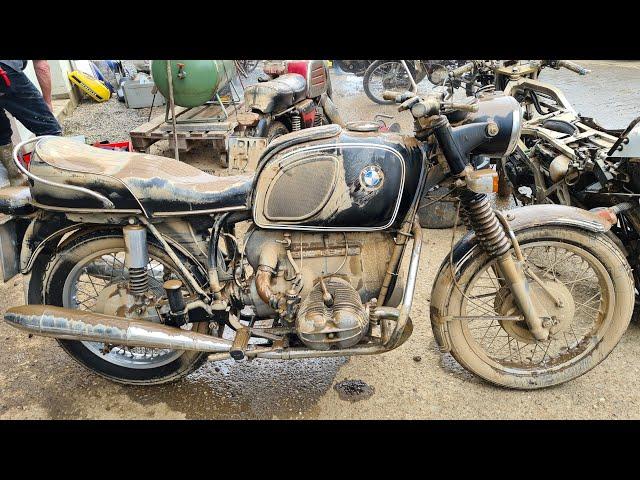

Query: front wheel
[430,226,634,389]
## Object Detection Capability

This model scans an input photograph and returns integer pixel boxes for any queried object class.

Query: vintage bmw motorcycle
[0,88,634,389]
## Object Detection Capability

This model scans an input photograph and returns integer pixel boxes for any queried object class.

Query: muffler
[4,305,233,352]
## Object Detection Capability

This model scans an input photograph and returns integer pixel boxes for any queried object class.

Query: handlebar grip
[447,102,479,113]
[450,62,474,77]
[382,91,399,101]
[559,60,590,75]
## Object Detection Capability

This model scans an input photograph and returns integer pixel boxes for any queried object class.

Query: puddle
[334,379,375,402]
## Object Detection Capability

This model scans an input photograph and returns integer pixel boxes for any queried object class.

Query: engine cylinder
[296,277,368,350]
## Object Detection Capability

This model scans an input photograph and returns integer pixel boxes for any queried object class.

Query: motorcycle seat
[29,137,253,216]
[244,73,307,114]
[0,186,34,215]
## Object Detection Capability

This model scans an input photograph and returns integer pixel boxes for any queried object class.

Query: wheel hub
[496,279,576,343]
[94,283,159,321]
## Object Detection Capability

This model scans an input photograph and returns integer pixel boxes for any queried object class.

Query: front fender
[429,203,612,352]
[445,204,609,272]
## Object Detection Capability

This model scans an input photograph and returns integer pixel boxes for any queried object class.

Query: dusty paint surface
[2,60,640,419]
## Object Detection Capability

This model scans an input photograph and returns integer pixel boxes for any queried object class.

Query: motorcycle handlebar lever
[558,60,591,75]
[450,62,475,77]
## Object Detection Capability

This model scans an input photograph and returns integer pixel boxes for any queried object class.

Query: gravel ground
[2,60,640,419]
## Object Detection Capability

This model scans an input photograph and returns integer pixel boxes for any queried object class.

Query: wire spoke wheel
[432,226,634,389]
[363,60,414,105]
[62,248,192,369]
[44,232,214,384]
[462,242,609,371]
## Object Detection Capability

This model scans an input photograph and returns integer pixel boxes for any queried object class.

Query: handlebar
[381,90,478,118]
[557,60,590,75]
[450,62,475,78]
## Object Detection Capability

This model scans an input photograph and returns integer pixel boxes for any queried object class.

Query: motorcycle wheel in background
[363,60,427,105]
[238,60,259,74]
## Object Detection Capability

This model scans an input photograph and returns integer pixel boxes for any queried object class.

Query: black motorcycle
[0,87,632,389]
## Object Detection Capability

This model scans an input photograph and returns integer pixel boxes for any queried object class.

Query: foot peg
[230,327,251,360]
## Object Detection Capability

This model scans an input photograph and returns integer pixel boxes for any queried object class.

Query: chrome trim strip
[253,142,407,232]
[29,201,142,215]
[153,205,247,217]
[505,105,523,156]
[12,136,116,209]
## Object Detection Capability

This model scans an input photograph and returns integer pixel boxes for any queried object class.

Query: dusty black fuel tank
[252,124,425,230]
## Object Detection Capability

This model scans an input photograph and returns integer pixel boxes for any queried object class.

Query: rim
[458,240,614,375]
[62,246,193,369]
[367,61,413,101]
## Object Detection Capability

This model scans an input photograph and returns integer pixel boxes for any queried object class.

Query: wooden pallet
[129,101,242,153]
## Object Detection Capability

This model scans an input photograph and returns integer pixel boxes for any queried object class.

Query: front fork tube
[495,253,549,341]
[460,191,549,341]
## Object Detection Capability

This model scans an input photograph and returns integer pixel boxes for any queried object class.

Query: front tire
[43,230,217,385]
[430,226,634,389]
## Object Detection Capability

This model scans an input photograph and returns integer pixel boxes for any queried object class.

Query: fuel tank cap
[345,121,381,132]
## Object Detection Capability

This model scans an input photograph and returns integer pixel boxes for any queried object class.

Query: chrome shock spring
[460,191,511,258]
[128,267,149,295]
[291,113,301,131]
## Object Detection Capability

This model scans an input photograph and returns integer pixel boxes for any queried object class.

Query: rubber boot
[0,144,28,187]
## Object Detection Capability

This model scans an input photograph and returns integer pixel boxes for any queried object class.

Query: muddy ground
[1,60,640,419]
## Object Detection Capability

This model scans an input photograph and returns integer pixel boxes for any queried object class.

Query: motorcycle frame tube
[384,219,422,348]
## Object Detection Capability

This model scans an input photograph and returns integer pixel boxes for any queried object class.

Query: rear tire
[43,230,218,385]
[266,120,290,143]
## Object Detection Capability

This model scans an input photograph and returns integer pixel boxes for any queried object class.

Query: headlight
[461,93,523,158]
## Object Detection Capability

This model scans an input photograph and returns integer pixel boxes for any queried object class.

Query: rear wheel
[266,120,290,143]
[431,226,634,389]
[43,230,218,385]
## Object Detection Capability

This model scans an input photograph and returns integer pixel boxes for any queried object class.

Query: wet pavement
[1,60,640,419]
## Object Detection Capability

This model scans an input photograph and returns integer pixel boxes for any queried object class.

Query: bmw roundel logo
[360,165,384,191]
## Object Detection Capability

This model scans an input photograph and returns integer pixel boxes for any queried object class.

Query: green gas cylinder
[151,60,237,108]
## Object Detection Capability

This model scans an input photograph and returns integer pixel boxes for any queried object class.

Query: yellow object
[67,70,111,103]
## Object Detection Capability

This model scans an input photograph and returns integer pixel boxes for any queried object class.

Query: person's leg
[0,68,62,138]
[0,68,62,186]
[0,108,25,186]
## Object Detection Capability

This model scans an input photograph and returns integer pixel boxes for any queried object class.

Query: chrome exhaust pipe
[4,305,233,353]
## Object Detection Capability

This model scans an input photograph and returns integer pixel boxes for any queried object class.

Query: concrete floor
[1,60,640,419]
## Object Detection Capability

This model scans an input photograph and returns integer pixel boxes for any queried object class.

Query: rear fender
[429,204,612,352]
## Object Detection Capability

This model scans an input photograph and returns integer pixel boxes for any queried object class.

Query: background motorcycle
[362,60,469,105]
[488,62,640,313]
[333,60,373,76]
[242,60,339,142]
[1,87,633,390]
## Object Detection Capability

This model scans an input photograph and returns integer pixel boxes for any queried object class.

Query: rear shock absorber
[291,112,301,131]
[460,190,510,258]
[123,225,149,295]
